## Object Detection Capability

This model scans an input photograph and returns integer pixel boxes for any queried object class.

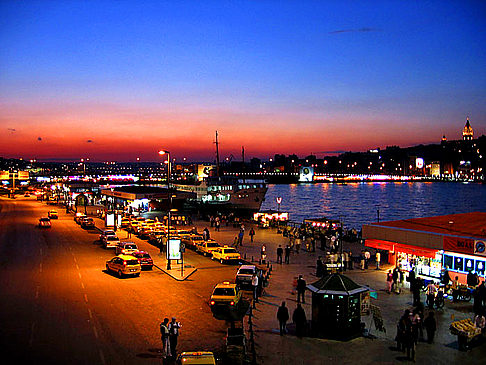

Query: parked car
[176,352,216,365]
[102,235,120,249]
[99,229,116,241]
[105,254,141,278]
[48,210,58,219]
[38,217,51,228]
[211,246,241,264]
[131,251,154,270]
[74,213,87,224]
[115,242,138,255]
[210,281,242,310]
[81,217,95,229]
[181,234,205,249]
[235,265,261,288]
[196,240,221,256]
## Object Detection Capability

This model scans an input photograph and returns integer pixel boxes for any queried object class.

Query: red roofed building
[363,212,486,284]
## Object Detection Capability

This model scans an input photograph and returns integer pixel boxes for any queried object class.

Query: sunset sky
[1,1,485,162]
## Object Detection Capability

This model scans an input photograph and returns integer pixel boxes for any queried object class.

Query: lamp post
[276,197,282,233]
[159,150,172,270]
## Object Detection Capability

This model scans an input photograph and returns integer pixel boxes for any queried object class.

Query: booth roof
[307,273,368,296]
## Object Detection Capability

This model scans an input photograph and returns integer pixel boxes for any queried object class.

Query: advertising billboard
[299,166,314,182]
[167,238,181,260]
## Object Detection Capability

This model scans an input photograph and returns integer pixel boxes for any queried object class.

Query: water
[261,182,486,230]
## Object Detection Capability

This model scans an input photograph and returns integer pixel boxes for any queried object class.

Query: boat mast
[242,146,245,183]
[215,130,220,178]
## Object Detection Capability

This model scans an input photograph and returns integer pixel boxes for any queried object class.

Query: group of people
[159,317,182,359]
[396,306,436,361]
[276,301,307,337]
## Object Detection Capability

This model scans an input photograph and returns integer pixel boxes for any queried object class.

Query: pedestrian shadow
[137,348,163,359]
[257,299,279,307]
[395,355,410,362]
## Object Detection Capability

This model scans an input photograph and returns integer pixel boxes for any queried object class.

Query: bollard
[244,253,247,260]
[252,256,254,262]
[259,259,261,265]
[266,261,269,268]
[270,264,273,272]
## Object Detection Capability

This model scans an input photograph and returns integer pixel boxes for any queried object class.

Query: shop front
[363,212,486,285]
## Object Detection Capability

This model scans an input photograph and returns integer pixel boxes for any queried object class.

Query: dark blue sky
[1,1,485,161]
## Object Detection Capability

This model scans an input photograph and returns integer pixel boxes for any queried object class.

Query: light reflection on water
[261,182,486,230]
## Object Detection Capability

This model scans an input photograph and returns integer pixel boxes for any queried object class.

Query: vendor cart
[450,319,482,351]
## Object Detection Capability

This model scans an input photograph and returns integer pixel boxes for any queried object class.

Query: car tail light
[230,301,235,306]
[210,301,215,306]
[123,261,127,266]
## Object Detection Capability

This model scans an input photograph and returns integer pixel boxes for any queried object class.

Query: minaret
[462,117,473,140]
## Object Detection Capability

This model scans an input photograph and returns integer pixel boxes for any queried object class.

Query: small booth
[307,273,368,340]
[253,210,289,228]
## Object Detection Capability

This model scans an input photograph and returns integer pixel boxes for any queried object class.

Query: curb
[154,264,198,281]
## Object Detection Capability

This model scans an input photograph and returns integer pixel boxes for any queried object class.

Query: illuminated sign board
[167,238,181,260]
[299,166,314,182]
[415,158,424,169]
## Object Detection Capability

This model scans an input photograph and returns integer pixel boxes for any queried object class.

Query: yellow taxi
[211,246,241,264]
[48,210,58,219]
[196,240,220,257]
[176,352,216,365]
[105,254,141,278]
[210,281,242,309]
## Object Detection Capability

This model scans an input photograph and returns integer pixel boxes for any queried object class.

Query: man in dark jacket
[292,303,307,338]
[277,301,290,335]
[296,275,306,303]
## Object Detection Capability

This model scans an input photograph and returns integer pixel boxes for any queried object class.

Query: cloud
[86,139,93,143]
[8,128,16,132]
[329,27,382,34]
[37,137,42,141]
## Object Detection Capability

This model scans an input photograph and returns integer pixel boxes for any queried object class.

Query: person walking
[249,227,255,243]
[423,311,436,344]
[375,251,381,270]
[277,301,289,335]
[297,275,306,304]
[348,250,353,270]
[233,236,239,248]
[386,270,393,293]
[261,244,267,263]
[168,317,181,358]
[215,217,220,231]
[360,251,365,270]
[412,277,422,306]
[252,272,259,307]
[342,251,348,272]
[159,318,170,359]
[364,250,370,269]
[238,229,244,246]
[292,303,307,338]
[284,245,291,264]
[277,245,283,264]
[426,281,438,309]
[392,267,399,293]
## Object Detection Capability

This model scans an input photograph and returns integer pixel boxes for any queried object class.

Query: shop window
[476,260,486,276]
[454,257,464,272]
[464,258,475,273]
[443,255,453,270]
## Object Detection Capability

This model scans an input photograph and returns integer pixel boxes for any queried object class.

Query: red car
[132,251,153,270]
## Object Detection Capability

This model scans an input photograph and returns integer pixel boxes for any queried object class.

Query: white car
[99,229,116,241]
[102,235,120,249]
[115,242,138,255]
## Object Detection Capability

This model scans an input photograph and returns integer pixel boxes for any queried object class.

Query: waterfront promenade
[181,219,485,365]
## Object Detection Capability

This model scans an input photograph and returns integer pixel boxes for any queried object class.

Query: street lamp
[159,150,172,270]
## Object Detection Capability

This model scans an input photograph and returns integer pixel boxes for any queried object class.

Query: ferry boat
[173,176,267,212]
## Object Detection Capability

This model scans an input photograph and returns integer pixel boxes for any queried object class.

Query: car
[131,251,154,270]
[235,265,261,287]
[211,246,241,264]
[48,210,58,219]
[115,242,138,255]
[102,235,120,249]
[148,230,165,244]
[120,218,130,228]
[176,352,216,365]
[137,225,153,239]
[182,234,205,249]
[210,281,242,310]
[128,220,141,233]
[196,240,221,256]
[74,213,87,224]
[24,193,30,197]
[81,217,95,229]
[38,217,51,228]
[105,254,141,278]
[99,229,116,241]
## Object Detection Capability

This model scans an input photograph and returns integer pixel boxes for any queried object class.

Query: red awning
[394,243,437,259]
[365,239,395,252]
